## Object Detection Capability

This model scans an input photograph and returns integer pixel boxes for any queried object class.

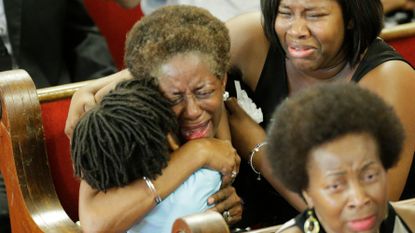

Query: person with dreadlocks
[70,5,242,233]
[71,77,222,233]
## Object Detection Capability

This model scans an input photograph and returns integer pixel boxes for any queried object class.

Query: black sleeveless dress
[228,38,415,228]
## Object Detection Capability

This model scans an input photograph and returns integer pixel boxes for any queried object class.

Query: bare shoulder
[391,199,415,231]
[359,59,415,200]
[359,60,415,88]
[226,12,270,91]
[358,59,415,110]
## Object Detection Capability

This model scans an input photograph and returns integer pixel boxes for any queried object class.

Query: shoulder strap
[352,38,411,82]
[254,45,288,128]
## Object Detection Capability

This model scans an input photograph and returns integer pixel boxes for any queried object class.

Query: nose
[183,94,202,120]
[288,17,310,39]
[347,182,370,209]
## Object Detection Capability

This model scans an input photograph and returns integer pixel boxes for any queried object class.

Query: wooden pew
[171,211,282,233]
[381,22,415,67]
[0,69,90,232]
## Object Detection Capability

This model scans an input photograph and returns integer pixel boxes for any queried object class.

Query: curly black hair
[71,77,178,191]
[124,5,230,80]
[266,83,404,194]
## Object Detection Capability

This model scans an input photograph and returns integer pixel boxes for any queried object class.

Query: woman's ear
[302,190,314,208]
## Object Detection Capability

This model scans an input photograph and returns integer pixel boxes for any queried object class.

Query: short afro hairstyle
[124,5,230,80]
[71,77,178,191]
[266,83,404,195]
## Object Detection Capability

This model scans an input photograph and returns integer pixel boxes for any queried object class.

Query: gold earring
[304,209,320,233]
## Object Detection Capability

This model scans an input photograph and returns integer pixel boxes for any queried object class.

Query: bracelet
[143,176,162,205]
[248,142,267,181]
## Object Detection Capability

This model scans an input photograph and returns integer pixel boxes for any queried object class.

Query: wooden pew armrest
[0,70,81,232]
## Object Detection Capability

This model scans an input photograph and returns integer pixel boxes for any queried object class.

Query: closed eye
[195,89,214,99]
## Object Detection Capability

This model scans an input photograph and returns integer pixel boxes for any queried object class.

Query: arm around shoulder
[78,138,239,232]
[65,69,133,138]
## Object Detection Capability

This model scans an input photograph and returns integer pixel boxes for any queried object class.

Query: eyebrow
[324,161,377,177]
[360,161,377,171]
[278,3,327,11]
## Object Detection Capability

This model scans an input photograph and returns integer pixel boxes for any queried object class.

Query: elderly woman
[74,6,242,233]
[266,83,415,233]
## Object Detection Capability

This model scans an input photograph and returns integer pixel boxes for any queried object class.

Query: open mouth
[180,121,211,140]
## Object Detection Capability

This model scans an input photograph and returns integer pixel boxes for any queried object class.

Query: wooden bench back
[0,70,87,232]
[37,80,94,223]
[382,22,415,67]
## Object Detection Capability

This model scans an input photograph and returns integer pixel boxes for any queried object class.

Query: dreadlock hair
[71,77,179,191]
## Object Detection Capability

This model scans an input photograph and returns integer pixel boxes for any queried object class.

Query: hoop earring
[304,209,320,233]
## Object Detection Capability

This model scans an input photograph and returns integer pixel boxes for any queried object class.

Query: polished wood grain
[172,211,230,233]
[381,22,415,41]
[0,70,81,232]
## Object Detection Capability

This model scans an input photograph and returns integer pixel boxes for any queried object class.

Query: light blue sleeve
[128,169,221,233]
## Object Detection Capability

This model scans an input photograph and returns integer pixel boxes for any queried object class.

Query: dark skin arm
[79,138,240,232]
[226,12,415,204]
[225,12,307,212]
[225,97,307,212]
[66,72,243,230]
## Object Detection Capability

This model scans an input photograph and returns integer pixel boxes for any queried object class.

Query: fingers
[208,186,243,225]
[64,90,97,139]
[208,186,240,211]
[224,97,242,115]
[224,200,243,225]
[221,149,240,188]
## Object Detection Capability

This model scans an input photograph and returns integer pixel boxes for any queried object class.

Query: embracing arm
[225,98,306,212]
[224,12,306,212]
[359,60,415,201]
[79,138,240,232]
[65,69,132,138]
